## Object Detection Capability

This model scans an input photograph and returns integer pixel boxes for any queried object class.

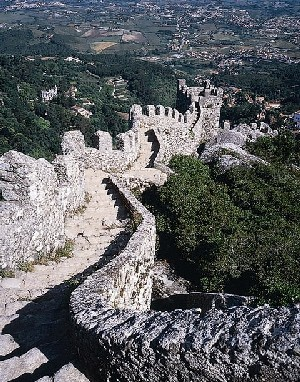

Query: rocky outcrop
[0,151,84,268]
[151,260,191,300]
[200,122,276,171]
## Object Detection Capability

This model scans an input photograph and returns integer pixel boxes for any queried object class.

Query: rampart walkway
[0,169,129,382]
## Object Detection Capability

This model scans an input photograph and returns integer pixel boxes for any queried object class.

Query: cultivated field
[90,42,118,52]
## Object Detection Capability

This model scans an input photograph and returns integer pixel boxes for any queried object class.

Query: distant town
[0,0,299,72]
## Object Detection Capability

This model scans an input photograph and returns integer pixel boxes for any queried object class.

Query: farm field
[90,41,118,52]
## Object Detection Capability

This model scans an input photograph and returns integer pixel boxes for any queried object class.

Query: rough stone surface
[0,348,48,381]
[35,364,89,382]
[0,333,19,356]
[0,169,129,381]
[61,124,141,173]
[0,151,85,268]
[53,363,89,382]
[71,301,300,382]
[200,123,276,171]
[2,78,298,382]
[151,260,191,300]
[70,175,156,313]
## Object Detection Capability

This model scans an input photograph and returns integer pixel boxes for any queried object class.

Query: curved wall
[70,177,300,382]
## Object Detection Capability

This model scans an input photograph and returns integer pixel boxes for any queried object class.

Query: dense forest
[143,132,300,306]
[0,54,177,159]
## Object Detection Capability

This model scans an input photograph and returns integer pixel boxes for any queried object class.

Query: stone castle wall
[61,120,141,172]
[70,176,300,382]
[0,77,299,381]
[0,151,84,268]
[129,79,223,165]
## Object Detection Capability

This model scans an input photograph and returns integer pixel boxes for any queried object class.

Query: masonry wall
[70,176,300,382]
[61,122,141,172]
[0,151,85,268]
[129,79,223,165]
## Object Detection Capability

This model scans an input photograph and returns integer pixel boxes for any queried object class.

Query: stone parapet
[69,175,300,381]
[70,175,155,313]
[62,127,141,173]
[0,151,85,268]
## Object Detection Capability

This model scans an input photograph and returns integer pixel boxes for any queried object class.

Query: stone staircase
[124,127,167,185]
[0,169,129,382]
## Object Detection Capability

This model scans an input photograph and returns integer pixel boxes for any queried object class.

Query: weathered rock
[71,302,300,382]
[53,363,89,382]
[151,260,190,300]
[35,377,52,382]
[0,151,85,268]
[200,123,276,171]
[0,348,48,381]
[0,278,22,289]
[0,334,19,356]
[35,364,89,382]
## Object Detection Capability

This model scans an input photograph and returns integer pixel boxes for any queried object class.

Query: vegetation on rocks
[247,129,300,166]
[143,146,300,306]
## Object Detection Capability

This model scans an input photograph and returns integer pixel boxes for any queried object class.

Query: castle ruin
[0,79,299,382]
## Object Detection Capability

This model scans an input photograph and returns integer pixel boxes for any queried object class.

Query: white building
[293,110,300,128]
[41,85,58,102]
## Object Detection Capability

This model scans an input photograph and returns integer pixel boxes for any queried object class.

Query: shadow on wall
[145,129,159,168]
[151,292,251,316]
[103,178,130,222]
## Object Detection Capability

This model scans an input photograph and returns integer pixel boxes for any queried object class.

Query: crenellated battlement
[130,103,194,125]
[177,78,223,101]
[128,78,223,164]
[0,78,222,269]
[0,77,298,382]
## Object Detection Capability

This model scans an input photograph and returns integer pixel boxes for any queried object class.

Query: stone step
[35,363,90,382]
[0,334,19,356]
[0,169,132,382]
[0,348,48,381]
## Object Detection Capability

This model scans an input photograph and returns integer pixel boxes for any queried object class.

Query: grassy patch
[12,239,75,274]
[53,239,74,261]
[72,192,92,215]
[90,41,118,52]
[17,261,35,273]
[0,268,15,278]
